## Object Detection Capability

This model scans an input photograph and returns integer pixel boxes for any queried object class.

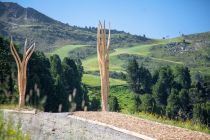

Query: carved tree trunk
[9,38,35,107]
[97,21,111,111]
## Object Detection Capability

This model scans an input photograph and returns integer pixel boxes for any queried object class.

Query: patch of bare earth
[73,111,210,140]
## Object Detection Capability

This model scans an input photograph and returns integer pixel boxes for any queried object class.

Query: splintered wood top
[73,111,210,140]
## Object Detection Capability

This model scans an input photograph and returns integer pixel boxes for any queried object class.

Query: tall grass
[0,111,30,140]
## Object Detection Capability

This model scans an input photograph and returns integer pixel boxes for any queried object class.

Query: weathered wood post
[9,38,35,107]
[97,21,111,111]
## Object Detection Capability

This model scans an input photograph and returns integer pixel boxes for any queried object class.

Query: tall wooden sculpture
[97,21,111,111]
[9,38,35,107]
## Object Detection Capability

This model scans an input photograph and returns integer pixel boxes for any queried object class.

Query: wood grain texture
[9,38,35,107]
[97,21,111,111]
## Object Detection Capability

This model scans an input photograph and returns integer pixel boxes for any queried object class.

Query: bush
[89,97,100,111]
[109,96,120,112]
[193,102,210,126]
[134,94,141,112]
[140,94,156,113]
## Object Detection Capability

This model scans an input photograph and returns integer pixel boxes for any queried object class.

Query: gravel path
[73,111,210,140]
[2,110,145,140]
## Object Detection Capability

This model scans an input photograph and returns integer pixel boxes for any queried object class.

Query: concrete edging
[69,115,156,140]
[1,109,36,114]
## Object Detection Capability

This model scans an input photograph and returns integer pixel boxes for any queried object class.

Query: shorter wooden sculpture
[97,21,111,111]
[9,38,35,107]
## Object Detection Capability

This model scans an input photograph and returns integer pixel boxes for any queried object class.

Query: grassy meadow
[47,37,186,75]
[46,45,87,60]
[82,74,126,87]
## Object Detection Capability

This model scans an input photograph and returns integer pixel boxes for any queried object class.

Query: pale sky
[2,0,210,38]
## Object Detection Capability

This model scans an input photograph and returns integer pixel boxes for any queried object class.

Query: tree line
[127,58,210,127]
[0,36,88,112]
[1,35,209,126]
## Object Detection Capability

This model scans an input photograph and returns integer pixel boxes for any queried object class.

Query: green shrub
[109,96,120,112]
[140,94,156,113]
[89,97,101,111]
[134,94,141,112]
[193,102,210,126]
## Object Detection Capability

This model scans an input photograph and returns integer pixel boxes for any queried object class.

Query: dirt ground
[73,111,210,140]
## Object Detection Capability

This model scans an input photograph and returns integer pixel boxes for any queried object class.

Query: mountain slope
[49,31,210,80]
[0,2,150,51]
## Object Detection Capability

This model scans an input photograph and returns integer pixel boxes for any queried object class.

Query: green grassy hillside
[48,32,210,86]
[48,38,183,71]
[82,74,126,87]
[46,45,87,60]
[82,41,184,72]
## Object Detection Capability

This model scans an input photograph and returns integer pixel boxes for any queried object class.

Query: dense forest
[127,58,210,127]
[0,36,88,112]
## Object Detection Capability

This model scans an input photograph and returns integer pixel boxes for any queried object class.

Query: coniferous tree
[140,94,156,113]
[126,59,152,94]
[153,81,168,106]
[202,75,210,102]
[152,70,159,84]
[75,59,84,82]
[138,65,152,94]
[50,54,63,78]
[48,54,69,112]
[62,57,88,111]
[54,75,69,112]
[127,58,139,93]
[189,82,206,104]
[108,96,120,112]
[27,52,55,111]
[153,66,174,108]
[134,94,141,112]
[174,66,191,90]
[159,66,174,89]
[62,58,76,93]
[0,36,17,103]
[179,89,190,119]
[193,103,202,124]
[166,89,180,119]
